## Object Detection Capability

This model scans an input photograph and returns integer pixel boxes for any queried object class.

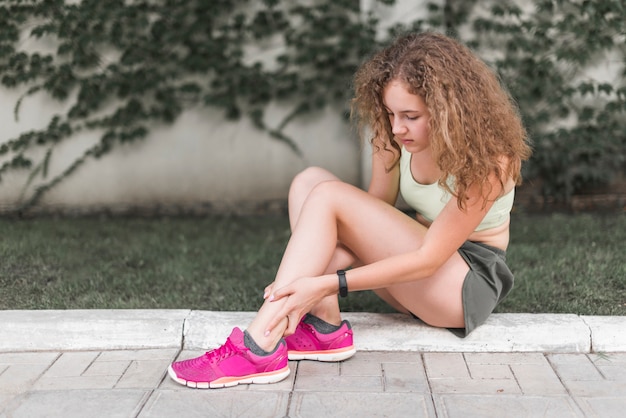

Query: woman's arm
[345,171,506,292]
[367,142,400,205]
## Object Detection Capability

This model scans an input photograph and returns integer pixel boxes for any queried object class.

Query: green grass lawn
[0,212,624,315]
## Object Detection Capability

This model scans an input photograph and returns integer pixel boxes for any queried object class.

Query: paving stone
[562,380,626,397]
[294,374,383,392]
[2,389,149,418]
[289,392,435,418]
[296,360,339,377]
[0,363,52,393]
[467,363,514,380]
[433,394,583,418]
[138,390,289,418]
[0,354,59,401]
[32,350,178,391]
[44,352,99,377]
[574,396,626,418]
[32,374,121,391]
[84,359,130,377]
[427,353,568,396]
[549,354,626,397]
[590,353,626,381]
[548,354,604,380]
[340,359,381,376]
[383,361,429,393]
[510,364,567,395]
[115,360,170,389]
[429,376,521,395]
[423,353,470,379]
[0,393,17,414]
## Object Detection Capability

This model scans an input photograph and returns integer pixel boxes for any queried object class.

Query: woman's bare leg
[286,167,358,325]
[246,168,356,351]
[246,177,467,351]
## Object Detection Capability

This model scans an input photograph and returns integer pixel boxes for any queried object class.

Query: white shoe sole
[288,346,356,362]
[167,364,290,389]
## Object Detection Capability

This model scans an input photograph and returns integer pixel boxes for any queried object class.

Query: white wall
[0,89,360,213]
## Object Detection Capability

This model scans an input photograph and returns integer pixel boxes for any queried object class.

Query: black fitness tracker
[337,270,348,297]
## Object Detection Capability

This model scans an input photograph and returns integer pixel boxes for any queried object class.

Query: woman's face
[382,80,431,153]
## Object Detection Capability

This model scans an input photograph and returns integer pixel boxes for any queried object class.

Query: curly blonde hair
[352,31,531,208]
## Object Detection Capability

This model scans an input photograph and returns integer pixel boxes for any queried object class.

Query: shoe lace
[204,337,243,361]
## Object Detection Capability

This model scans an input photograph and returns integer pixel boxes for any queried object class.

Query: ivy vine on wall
[0,0,387,210]
[466,0,626,200]
[1,0,625,211]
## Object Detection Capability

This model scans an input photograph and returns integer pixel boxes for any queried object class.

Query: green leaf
[578,82,595,96]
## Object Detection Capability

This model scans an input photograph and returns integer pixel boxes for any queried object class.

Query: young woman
[168,31,532,389]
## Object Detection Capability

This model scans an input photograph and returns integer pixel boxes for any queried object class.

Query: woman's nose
[391,117,407,135]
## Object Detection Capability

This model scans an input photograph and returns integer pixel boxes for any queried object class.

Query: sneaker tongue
[228,327,245,345]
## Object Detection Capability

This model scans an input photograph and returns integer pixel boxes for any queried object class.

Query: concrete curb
[1,310,624,353]
[0,309,190,352]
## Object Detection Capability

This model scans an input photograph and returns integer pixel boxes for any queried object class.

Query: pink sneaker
[168,327,290,389]
[286,314,356,362]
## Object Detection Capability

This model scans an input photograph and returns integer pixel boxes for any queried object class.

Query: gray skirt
[448,241,514,338]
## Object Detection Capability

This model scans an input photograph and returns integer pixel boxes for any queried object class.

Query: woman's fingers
[263,282,275,299]
[267,282,291,302]
[285,313,301,335]
[263,285,293,335]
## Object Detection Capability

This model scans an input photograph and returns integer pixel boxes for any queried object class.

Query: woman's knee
[289,167,341,210]
[305,177,350,207]
[290,167,338,196]
[288,167,341,226]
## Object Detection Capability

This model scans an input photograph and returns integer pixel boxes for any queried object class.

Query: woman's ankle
[307,295,342,326]
[243,330,281,356]
[246,316,288,352]
[308,310,342,327]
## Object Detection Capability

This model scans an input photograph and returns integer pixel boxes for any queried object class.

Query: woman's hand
[264,274,334,336]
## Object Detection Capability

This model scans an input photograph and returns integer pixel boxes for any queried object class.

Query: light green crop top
[399,147,514,231]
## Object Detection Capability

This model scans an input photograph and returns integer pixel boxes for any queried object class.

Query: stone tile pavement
[1,349,625,417]
[0,310,625,417]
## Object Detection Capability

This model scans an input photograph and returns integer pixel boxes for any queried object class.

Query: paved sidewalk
[1,310,625,418]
